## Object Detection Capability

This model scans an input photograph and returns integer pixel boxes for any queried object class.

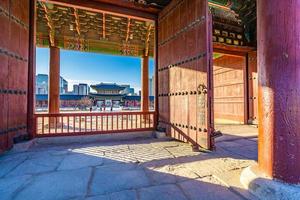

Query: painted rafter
[102,13,106,39]
[40,2,55,46]
[144,23,153,56]
[36,2,156,56]
[74,8,81,36]
[125,18,131,42]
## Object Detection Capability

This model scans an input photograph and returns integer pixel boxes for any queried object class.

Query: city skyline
[36,48,155,92]
[35,73,154,95]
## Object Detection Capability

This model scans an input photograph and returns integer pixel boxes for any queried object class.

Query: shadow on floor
[0,137,257,200]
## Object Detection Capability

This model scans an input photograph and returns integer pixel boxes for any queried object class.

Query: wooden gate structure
[157,0,214,150]
[0,0,299,185]
[0,0,30,153]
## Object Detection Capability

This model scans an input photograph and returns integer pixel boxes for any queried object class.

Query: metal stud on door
[158,0,214,150]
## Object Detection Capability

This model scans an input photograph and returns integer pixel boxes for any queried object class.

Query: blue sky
[36,48,154,92]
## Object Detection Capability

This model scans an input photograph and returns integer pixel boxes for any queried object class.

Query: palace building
[36,83,154,109]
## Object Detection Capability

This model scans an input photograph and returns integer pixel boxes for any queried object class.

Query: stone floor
[0,131,258,200]
[215,124,258,142]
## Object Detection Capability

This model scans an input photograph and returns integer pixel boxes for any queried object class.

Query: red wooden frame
[34,111,156,137]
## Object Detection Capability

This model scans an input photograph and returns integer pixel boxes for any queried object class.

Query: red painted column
[27,0,36,139]
[48,47,60,115]
[141,55,149,112]
[257,0,300,184]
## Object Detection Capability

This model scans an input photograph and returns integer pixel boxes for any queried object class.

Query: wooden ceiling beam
[38,0,157,22]
[102,13,106,39]
[92,0,161,14]
[213,42,255,56]
[144,24,153,56]
[40,2,55,46]
[74,8,81,36]
[125,18,131,42]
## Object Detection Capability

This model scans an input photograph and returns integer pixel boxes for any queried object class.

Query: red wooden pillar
[27,0,36,139]
[48,47,60,115]
[257,0,300,184]
[141,55,149,112]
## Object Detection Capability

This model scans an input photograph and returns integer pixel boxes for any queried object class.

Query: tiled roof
[89,93,125,97]
[90,83,126,91]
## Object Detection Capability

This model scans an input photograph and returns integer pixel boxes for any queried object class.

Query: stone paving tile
[131,147,174,163]
[213,169,257,200]
[0,136,258,200]
[0,157,28,178]
[0,175,32,200]
[221,146,258,160]
[14,168,92,200]
[86,190,138,200]
[6,155,65,177]
[102,151,138,164]
[81,144,130,154]
[96,163,141,171]
[178,176,244,200]
[0,152,30,163]
[26,149,70,159]
[144,164,199,185]
[90,167,150,196]
[58,154,104,170]
[138,184,188,200]
[232,139,257,146]
[164,145,201,158]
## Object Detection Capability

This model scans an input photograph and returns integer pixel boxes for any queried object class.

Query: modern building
[73,84,79,95]
[72,83,90,95]
[78,83,89,95]
[36,74,48,94]
[149,75,155,96]
[36,74,68,94]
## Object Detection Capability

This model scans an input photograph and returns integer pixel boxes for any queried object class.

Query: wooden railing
[34,111,156,137]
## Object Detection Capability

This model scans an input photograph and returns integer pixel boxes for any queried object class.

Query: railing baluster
[34,111,156,136]
[73,116,75,133]
[111,114,114,130]
[135,114,137,129]
[96,116,98,132]
[48,116,50,134]
[42,116,44,134]
[117,114,119,130]
[85,116,87,132]
[121,114,123,130]
[79,116,81,132]
[61,116,64,133]
[90,116,92,132]
[55,117,57,134]
[101,115,103,131]
[106,115,108,131]
[126,114,128,130]
[131,114,133,129]
[67,116,69,133]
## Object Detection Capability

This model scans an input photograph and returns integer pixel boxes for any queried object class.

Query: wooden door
[213,55,246,124]
[157,0,214,150]
[0,0,30,153]
[248,51,258,124]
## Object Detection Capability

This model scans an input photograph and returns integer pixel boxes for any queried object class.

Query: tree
[79,97,93,110]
